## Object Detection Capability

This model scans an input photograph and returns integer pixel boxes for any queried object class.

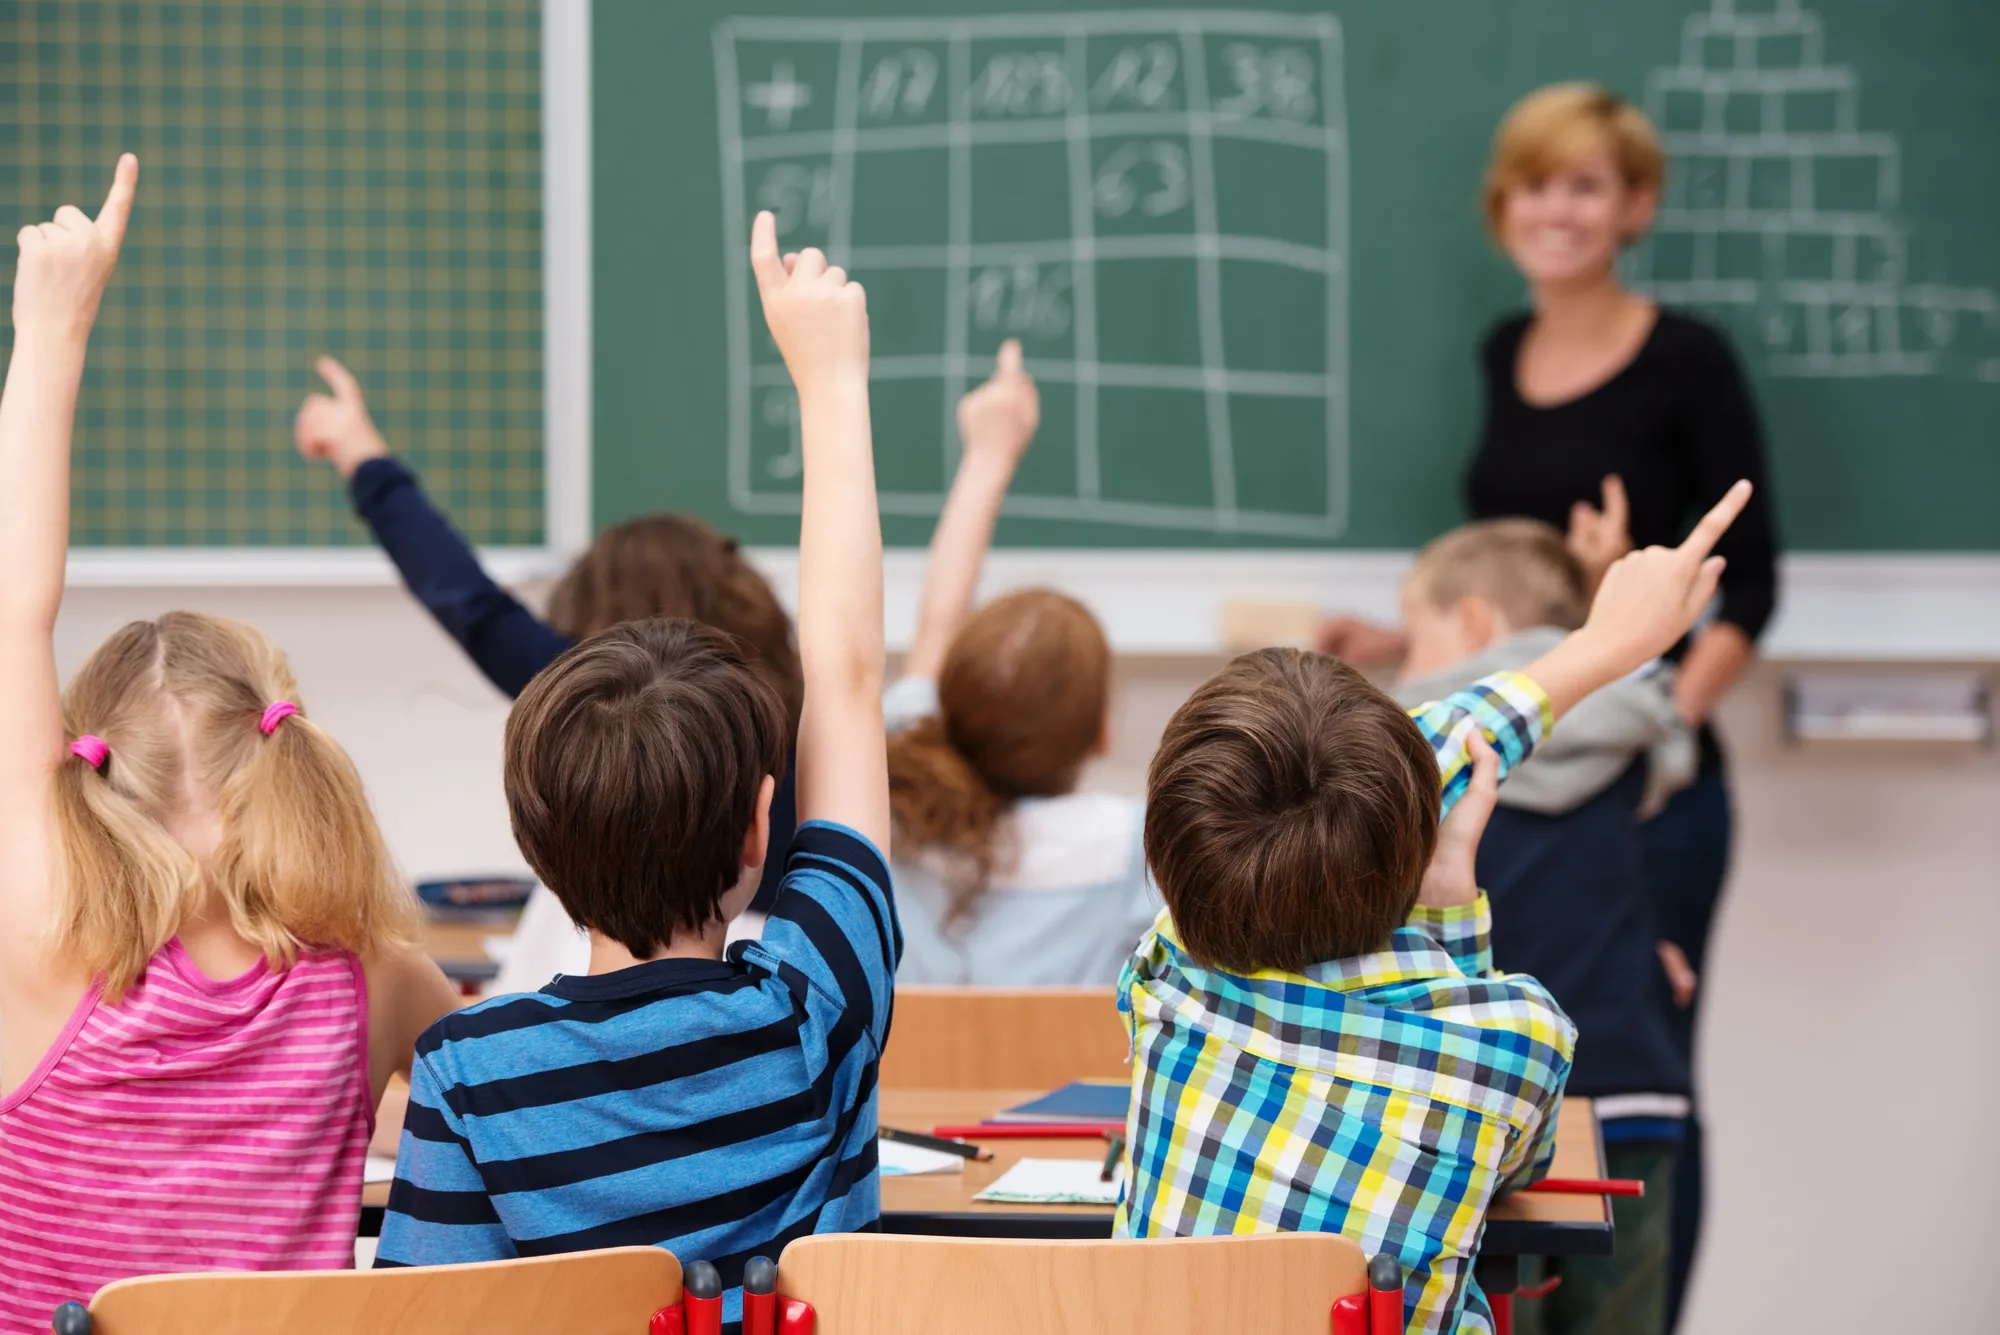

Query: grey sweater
[1392,627,1696,818]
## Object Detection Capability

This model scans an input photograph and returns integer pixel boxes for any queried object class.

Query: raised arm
[1413,481,1753,819]
[0,155,136,970]
[902,339,1039,681]
[750,212,889,853]
[294,357,570,698]
[1521,480,1753,722]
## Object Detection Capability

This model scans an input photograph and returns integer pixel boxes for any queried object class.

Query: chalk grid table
[715,10,1349,538]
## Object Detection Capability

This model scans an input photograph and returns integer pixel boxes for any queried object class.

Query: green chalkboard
[0,0,545,548]
[595,0,2000,551]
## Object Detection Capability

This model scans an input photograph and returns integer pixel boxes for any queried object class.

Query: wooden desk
[363,1084,1611,1260]
[875,1090,1611,1259]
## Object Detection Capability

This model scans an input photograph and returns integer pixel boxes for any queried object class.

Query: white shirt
[883,677,1159,986]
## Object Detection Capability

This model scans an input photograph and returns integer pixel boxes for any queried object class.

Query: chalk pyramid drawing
[1629,0,2000,381]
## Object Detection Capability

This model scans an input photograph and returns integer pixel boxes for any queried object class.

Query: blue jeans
[1639,763,1734,1333]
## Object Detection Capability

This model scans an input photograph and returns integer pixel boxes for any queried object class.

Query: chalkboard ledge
[60,547,2000,662]
[65,548,566,589]
[743,549,2000,663]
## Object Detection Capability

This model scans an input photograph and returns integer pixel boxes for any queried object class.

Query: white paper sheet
[877,1139,966,1177]
[973,1157,1122,1205]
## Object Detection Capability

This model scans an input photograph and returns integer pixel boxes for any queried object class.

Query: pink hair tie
[70,735,109,770]
[258,701,299,737]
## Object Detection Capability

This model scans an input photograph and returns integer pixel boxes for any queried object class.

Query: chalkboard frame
[62,0,590,588]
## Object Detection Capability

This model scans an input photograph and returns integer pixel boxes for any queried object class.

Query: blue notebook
[994,1080,1131,1124]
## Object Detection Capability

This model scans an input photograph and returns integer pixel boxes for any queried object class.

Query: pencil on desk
[1100,1134,1124,1183]
[931,1121,1126,1139]
[881,1125,992,1161]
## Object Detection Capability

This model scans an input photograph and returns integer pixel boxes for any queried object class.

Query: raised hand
[1580,479,1751,669]
[294,356,389,480]
[1316,615,1409,667]
[956,338,1039,467]
[749,211,868,401]
[1567,474,1632,586]
[1417,731,1498,909]
[13,153,137,341]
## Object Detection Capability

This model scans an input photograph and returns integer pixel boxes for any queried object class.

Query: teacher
[1322,84,1779,1331]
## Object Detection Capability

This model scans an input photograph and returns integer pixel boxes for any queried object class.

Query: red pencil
[931,1122,1126,1139]
[1521,1177,1645,1197]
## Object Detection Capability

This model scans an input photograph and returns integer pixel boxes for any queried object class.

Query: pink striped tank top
[0,938,372,1332]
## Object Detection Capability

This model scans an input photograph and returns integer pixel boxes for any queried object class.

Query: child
[0,158,460,1330]
[374,217,895,1326]
[1391,519,1696,1334]
[1118,483,1751,1335]
[885,341,1154,985]
[291,356,803,918]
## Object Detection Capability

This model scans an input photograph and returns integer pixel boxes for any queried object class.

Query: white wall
[54,589,1999,1332]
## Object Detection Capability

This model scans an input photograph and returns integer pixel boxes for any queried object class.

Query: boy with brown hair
[1120,484,1751,1335]
[376,218,895,1327]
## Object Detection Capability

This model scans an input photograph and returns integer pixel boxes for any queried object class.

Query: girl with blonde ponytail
[0,161,460,1325]
[885,345,1157,985]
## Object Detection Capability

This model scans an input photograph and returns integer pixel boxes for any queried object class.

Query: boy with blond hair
[1120,485,1751,1335]
[1391,518,1696,1335]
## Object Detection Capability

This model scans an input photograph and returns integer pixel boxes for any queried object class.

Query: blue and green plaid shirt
[1117,671,1575,1335]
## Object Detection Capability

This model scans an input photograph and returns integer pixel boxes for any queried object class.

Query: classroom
[3,3,1995,1334]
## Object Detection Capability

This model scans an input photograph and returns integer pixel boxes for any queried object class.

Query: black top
[1475,763,1691,1106]
[1466,309,1780,643]
[349,456,795,912]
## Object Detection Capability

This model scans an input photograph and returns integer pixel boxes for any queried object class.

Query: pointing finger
[996,337,1024,377]
[95,153,138,249]
[314,355,361,401]
[1601,474,1628,527]
[1678,480,1752,562]
[749,211,786,296]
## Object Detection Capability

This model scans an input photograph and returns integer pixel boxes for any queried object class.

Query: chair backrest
[776,1234,1370,1335]
[84,1247,680,1335]
[880,986,1128,1088]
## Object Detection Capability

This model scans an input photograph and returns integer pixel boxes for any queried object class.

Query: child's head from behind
[504,618,788,956]
[887,590,1110,914]
[57,612,413,999]
[1400,519,1587,679]
[1145,649,1438,973]
[547,514,804,737]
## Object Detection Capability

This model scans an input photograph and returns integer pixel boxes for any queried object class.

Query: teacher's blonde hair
[54,612,416,1000]
[1482,83,1665,239]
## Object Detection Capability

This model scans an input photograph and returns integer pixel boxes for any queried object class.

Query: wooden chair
[879,986,1128,1089]
[61,1247,681,1335]
[774,1233,1403,1335]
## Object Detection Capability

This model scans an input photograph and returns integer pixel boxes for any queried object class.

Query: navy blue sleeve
[349,457,575,697]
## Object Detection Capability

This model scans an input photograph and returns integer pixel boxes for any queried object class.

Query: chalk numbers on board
[1093,140,1191,219]
[754,162,837,235]
[969,50,1071,117]
[969,258,1074,340]
[1092,40,1180,111]
[861,48,939,121]
[762,390,804,480]
[1214,43,1317,122]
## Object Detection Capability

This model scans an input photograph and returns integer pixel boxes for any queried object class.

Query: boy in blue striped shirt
[376,215,897,1324]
